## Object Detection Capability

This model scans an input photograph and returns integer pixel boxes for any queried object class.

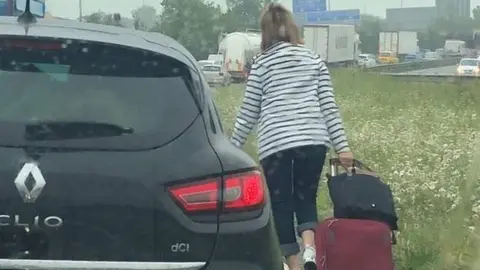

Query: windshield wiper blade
[24,121,134,141]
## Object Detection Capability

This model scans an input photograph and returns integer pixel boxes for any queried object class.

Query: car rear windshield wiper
[24,121,134,141]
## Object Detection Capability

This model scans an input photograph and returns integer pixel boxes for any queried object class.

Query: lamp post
[78,0,83,21]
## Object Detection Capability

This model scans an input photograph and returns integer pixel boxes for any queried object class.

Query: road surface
[403,65,456,75]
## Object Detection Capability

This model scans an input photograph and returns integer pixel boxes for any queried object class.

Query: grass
[213,69,480,270]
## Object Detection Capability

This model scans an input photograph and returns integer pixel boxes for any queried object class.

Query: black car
[0,9,283,270]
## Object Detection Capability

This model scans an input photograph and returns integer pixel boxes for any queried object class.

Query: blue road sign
[0,0,8,16]
[15,0,45,18]
[293,0,326,13]
[305,9,361,24]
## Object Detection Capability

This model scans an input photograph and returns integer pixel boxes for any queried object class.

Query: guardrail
[364,57,462,73]
[384,73,480,83]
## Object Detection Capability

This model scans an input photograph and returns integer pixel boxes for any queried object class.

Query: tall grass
[214,70,480,270]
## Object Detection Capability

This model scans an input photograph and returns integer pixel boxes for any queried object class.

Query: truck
[378,31,418,62]
[443,39,468,58]
[303,24,358,66]
[218,31,261,82]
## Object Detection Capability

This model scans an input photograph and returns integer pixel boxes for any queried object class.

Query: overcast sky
[45,0,480,19]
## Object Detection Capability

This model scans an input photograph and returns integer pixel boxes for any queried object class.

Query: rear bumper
[456,72,479,76]
[207,206,283,270]
[206,260,283,270]
[228,71,245,79]
[0,259,204,269]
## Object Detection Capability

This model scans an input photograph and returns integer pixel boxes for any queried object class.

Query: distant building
[386,7,437,32]
[436,0,471,18]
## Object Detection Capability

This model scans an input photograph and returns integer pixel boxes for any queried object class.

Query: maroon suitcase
[315,217,394,270]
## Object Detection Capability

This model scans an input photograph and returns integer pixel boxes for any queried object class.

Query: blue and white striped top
[230,42,350,161]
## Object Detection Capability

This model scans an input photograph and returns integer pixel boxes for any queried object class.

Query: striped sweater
[230,42,350,161]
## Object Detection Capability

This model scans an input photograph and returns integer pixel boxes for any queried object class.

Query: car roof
[0,17,197,70]
[460,58,477,61]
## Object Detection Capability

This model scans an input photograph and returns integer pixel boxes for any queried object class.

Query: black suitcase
[326,158,399,232]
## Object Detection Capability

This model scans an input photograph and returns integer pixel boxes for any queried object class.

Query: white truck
[218,31,261,82]
[443,39,467,57]
[303,24,358,66]
[378,31,418,61]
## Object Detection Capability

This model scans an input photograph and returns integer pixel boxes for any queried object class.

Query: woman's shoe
[302,245,317,270]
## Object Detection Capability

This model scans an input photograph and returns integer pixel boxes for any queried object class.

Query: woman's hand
[337,151,354,169]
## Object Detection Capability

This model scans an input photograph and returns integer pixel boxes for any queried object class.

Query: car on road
[404,53,421,62]
[0,9,282,270]
[198,60,214,69]
[378,51,399,64]
[456,58,480,76]
[423,51,440,60]
[202,64,231,87]
[357,54,376,68]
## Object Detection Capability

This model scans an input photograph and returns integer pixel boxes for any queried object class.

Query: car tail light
[168,170,265,213]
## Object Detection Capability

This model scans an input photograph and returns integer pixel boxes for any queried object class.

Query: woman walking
[229,3,353,270]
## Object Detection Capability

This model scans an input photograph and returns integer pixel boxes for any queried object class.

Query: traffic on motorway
[402,58,480,76]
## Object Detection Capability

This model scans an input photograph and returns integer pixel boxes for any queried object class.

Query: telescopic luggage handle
[329,158,374,177]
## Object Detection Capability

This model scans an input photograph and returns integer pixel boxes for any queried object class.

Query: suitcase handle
[329,158,374,177]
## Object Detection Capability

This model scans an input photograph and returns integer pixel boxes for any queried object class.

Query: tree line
[82,0,480,59]
[83,0,272,59]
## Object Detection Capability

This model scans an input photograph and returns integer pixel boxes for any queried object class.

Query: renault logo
[14,162,46,203]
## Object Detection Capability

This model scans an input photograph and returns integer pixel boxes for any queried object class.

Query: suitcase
[326,158,398,231]
[316,218,394,270]
[315,158,395,270]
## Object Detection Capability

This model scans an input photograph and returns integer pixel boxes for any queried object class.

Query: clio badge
[14,162,46,203]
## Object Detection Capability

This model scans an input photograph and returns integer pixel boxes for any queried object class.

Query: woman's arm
[230,63,262,147]
[317,61,350,153]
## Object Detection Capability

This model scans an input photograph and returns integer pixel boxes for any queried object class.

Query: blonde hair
[260,3,301,51]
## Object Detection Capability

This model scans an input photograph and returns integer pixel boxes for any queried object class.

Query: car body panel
[0,117,220,264]
[0,16,283,270]
[200,93,283,269]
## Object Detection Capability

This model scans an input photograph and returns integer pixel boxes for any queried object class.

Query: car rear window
[203,65,221,72]
[0,37,200,150]
[459,59,478,66]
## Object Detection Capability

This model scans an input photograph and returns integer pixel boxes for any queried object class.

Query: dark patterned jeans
[260,145,327,257]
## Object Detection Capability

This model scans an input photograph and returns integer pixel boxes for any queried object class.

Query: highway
[403,65,456,75]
